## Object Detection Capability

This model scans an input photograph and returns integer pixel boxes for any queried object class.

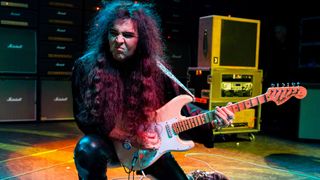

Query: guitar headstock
[265,83,307,105]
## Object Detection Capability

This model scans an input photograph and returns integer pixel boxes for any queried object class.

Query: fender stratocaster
[113,85,307,170]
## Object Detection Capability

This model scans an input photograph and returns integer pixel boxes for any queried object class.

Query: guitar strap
[157,61,195,101]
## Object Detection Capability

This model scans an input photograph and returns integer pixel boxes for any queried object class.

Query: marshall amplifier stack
[0,0,38,122]
[188,15,263,137]
[37,0,82,121]
[0,0,83,122]
[38,0,83,76]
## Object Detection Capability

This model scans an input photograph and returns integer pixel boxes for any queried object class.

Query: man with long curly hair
[72,1,233,179]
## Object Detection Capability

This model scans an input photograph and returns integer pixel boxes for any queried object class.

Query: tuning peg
[276,83,279,87]
[297,82,300,86]
[282,83,286,87]
[287,82,290,86]
[291,82,296,86]
[271,83,275,87]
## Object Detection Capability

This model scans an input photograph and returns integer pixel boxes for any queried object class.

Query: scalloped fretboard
[172,86,307,134]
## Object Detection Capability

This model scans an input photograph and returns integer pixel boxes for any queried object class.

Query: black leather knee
[74,134,119,180]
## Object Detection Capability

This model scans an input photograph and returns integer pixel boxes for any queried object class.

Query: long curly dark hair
[81,0,168,133]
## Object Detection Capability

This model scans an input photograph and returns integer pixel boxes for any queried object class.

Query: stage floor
[0,121,319,180]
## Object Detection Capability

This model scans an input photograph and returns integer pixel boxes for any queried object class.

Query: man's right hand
[135,123,161,150]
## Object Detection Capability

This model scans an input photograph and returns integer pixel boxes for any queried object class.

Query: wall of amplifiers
[0,0,194,122]
[187,15,263,136]
[0,0,101,122]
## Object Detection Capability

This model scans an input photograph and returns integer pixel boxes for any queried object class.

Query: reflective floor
[0,121,319,180]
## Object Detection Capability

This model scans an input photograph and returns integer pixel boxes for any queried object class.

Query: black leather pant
[74,134,188,180]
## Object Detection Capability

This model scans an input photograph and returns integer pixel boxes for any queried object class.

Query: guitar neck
[172,93,268,134]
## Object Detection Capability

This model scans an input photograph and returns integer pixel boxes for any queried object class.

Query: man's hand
[135,123,161,150]
[212,102,234,128]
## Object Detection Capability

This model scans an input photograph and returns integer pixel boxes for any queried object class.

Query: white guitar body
[113,85,307,171]
[113,95,195,171]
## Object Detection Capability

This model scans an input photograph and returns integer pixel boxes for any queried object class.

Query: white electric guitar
[113,85,307,170]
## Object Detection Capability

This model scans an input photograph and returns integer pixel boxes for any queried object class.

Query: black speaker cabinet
[0,77,36,122]
[40,79,74,120]
[38,59,74,76]
[38,42,81,59]
[166,40,191,79]
[39,7,82,26]
[0,7,37,27]
[39,24,82,43]
[0,27,37,73]
[261,86,311,140]
[298,84,320,140]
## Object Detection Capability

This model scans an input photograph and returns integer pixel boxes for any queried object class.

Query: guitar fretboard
[171,94,268,134]
[171,85,306,134]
